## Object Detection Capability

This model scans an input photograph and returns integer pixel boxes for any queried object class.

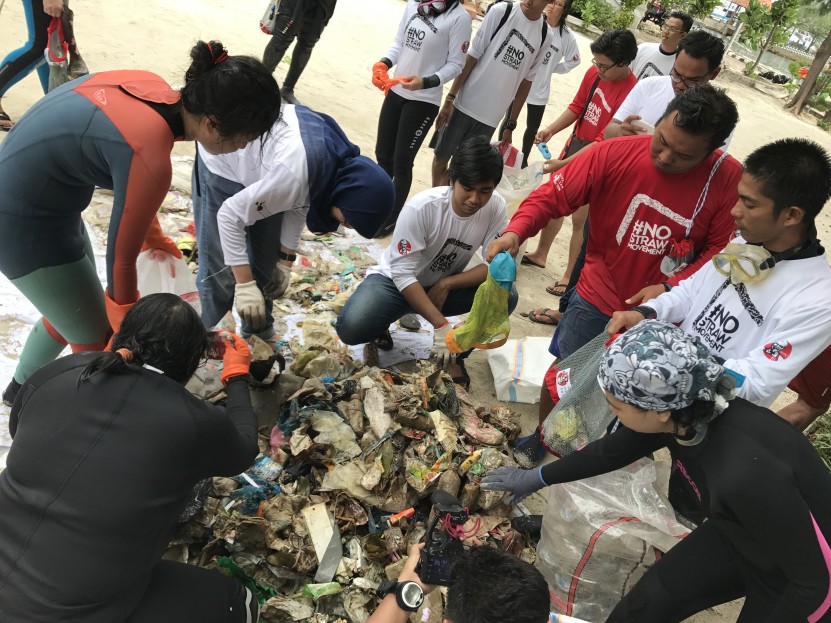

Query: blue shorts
[550,290,611,360]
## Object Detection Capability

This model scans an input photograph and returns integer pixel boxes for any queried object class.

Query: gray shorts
[432,107,496,160]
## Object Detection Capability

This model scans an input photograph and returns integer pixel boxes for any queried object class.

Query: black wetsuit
[540,398,831,622]
[0,353,259,622]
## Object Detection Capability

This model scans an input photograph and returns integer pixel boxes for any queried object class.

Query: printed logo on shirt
[406,26,428,52]
[493,29,537,71]
[693,303,740,353]
[398,239,412,255]
[636,63,665,80]
[616,193,692,257]
[627,219,673,255]
[582,87,613,127]
[430,237,472,272]
[674,459,702,501]
[763,340,792,361]
[462,40,469,54]
[556,368,572,398]
[256,201,265,212]
[94,89,107,106]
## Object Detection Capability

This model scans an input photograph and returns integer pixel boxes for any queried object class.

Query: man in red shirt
[487,85,741,466]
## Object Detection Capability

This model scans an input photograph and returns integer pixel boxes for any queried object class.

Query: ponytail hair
[180,40,281,141]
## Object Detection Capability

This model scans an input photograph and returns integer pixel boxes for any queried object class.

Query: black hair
[662,85,738,151]
[667,11,693,32]
[743,138,831,229]
[556,0,574,31]
[445,546,549,623]
[670,399,716,430]
[448,135,504,187]
[80,293,208,385]
[590,28,638,65]
[180,40,281,140]
[676,29,725,72]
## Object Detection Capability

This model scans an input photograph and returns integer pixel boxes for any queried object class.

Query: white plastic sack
[260,1,280,34]
[136,249,200,312]
[536,459,690,622]
[495,160,544,268]
[486,337,555,403]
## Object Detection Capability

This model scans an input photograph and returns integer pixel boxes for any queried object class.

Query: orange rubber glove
[372,61,390,91]
[105,291,138,333]
[383,76,407,95]
[220,330,252,385]
[142,217,183,259]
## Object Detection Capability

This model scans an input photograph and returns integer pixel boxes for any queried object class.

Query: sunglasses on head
[417,0,447,17]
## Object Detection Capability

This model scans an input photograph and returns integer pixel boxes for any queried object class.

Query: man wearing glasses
[630,11,692,80]
[605,30,726,141]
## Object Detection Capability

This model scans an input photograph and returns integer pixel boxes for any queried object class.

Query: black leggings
[0,0,50,97]
[375,90,438,235]
[500,102,546,169]
[127,561,258,623]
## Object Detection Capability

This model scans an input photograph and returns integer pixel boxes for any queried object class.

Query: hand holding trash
[431,322,454,367]
[141,218,183,259]
[263,263,292,299]
[372,61,391,90]
[219,330,251,385]
[234,280,266,328]
[485,232,520,262]
[480,466,546,504]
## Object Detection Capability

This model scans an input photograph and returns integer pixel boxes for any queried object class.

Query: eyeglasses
[662,25,683,33]
[669,67,710,88]
[592,58,619,74]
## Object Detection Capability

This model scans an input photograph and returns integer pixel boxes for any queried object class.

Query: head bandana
[598,320,729,412]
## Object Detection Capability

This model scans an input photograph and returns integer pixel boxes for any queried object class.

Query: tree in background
[741,0,800,76]
[786,0,831,115]
[674,0,721,19]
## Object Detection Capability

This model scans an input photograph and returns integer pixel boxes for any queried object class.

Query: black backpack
[486,1,548,52]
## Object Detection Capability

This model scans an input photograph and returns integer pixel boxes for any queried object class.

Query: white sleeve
[388,205,430,292]
[480,195,509,259]
[280,208,309,252]
[554,31,581,75]
[216,168,306,266]
[726,308,831,407]
[383,5,409,65]
[647,269,702,323]
[612,81,645,122]
[435,12,473,84]
[523,26,549,83]
[468,3,504,60]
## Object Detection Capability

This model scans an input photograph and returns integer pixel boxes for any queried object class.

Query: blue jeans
[335,273,519,345]
[193,154,284,338]
[550,290,610,360]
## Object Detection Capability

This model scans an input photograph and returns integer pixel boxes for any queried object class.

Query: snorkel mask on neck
[711,243,776,284]
[417,0,448,17]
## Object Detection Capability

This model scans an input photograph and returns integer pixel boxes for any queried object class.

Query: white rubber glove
[263,263,292,299]
[431,323,454,367]
[234,280,266,329]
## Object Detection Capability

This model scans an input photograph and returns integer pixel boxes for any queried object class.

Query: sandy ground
[2,1,831,620]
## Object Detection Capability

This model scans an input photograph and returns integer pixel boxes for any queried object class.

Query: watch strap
[278,251,297,262]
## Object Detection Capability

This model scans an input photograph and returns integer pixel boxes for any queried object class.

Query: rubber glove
[234,281,266,329]
[263,263,292,299]
[430,322,453,367]
[142,217,183,259]
[480,466,547,504]
[372,61,390,91]
[104,291,137,333]
[219,330,251,385]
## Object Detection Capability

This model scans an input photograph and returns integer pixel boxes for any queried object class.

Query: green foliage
[788,59,805,78]
[740,0,776,50]
[741,0,800,75]
[611,9,636,28]
[811,415,831,466]
[819,119,831,131]
[572,0,616,29]
[619,0,642,11]
[675,0,721,19]
[795,2,831,38]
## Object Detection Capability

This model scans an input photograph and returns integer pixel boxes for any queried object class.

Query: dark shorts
[550,290,611,360]
[432,107,496,160]
[788,346,831,410]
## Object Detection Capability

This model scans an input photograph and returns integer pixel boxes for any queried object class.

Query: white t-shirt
[454,1,548,127]
[385,2,472,106]
[630,42,676,80]
[647,238,831,408]
[527,24,581,106]
[199,105,310,266]
[375,186,508,291]
[612,76,733,148]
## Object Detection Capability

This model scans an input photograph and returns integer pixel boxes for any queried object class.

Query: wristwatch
[504,119,518,131]
[376,579,424,612]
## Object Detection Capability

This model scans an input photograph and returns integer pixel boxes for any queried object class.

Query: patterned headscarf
[599,320,729,412]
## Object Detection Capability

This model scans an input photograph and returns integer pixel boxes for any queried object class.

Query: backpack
[486,0,548,52]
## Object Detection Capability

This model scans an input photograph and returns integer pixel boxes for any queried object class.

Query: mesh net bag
[446,252,515,353]
[541,331,614,457]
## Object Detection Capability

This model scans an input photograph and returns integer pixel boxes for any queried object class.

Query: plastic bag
[486,337,555,403]
[447,251,515,353]
[260,1,279,34]
[45,17,69,92]
[494,142,523,168]
[541,331,613,457]
[136,249,200,312]
[495,160,545,216]
[536,459,690,621]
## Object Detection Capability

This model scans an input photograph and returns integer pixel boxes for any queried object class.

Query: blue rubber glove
[479,466,547,504]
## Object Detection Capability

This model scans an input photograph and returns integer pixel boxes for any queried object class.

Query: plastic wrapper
[536,459,689,621]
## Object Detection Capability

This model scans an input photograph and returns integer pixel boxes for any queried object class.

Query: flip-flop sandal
[0,112,13,132]
[520,255,545,268]
[398,313,421,331]
[546,281,568,297]
[521,308,560,325]
[371,329,394,351]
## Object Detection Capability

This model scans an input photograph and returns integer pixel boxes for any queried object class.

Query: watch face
[400,582,424,609]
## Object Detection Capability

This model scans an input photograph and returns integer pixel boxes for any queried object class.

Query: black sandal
[0,112,13,132]
[372,329,394,351]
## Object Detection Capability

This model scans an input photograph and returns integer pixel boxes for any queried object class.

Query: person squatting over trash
[194,102,394,340]
[0,294,261,622]
[480,320,831,622]
[365,543,550,623]
[0,40,282,407]
[372,0,472,236]
[335,136,518,381]
[487,84,741,467]
[608,138,831,426]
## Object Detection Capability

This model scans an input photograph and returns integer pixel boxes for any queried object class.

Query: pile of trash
[179,337,534,622]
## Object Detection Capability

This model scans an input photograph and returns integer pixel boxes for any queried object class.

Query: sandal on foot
[0,112,13,132]
[521,308,560,325]
[520,255,545,268]
[546,281,568,296]
[371,329,394,351]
